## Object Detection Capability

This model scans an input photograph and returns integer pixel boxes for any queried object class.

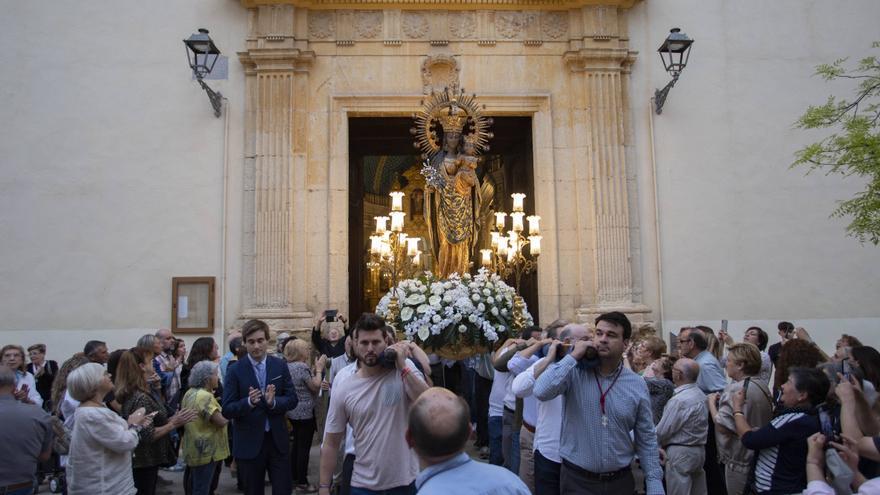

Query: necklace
[594,361,623,427]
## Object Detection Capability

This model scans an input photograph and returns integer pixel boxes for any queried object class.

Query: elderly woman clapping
[67,363,153,495]
[180,360,229,495]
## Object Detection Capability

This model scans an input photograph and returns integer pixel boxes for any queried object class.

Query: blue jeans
[534,449,561,495]
[502,407,520,474]
[189,461,218,495]
[349,482,415,495]
[488,415,504,466]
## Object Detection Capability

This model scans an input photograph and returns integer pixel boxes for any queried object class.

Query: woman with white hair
[67,363,153,495]
[180,360,229,495]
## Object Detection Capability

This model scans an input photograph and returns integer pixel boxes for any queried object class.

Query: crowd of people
[1,313,879,495]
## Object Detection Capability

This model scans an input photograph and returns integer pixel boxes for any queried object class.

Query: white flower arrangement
[376,268,534,354]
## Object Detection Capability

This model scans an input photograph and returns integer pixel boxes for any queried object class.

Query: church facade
[1,0,878,358]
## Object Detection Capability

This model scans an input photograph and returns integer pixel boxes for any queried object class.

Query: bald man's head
[673,358,700,386]
[558,323,589,342]
[407,387,470,461]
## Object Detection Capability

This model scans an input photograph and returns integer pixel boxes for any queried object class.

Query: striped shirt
[534,355,664,495]
[741,408,819,495]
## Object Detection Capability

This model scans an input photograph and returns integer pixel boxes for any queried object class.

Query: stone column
[567,6,651,325]
[238,5,316,331]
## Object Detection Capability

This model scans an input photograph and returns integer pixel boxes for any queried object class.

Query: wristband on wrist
[319,483,331,489]
[400,367,411,379]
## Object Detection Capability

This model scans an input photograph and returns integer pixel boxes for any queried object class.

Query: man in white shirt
[319,314,428,495]
[1,345,42,407]
[511,324,586,495]
[656,358,708,495]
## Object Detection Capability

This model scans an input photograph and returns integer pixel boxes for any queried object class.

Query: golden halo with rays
[410,87,494,159]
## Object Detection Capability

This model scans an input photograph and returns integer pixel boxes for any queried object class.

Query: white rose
[501,308,508,316]
[468,314,478,323]
[491,307,499,316]
[417,326,430,341]
[432,314,442,324]
[477,303,486,312]
[443,294,454,303]
[429,295,442,306]
[458,324,467,333]
[401,307,414,322]
[417,304,430,314]
[487,296,495,304]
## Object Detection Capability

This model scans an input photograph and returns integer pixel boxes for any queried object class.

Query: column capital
[564,47,637,73]
[238,48,316,74]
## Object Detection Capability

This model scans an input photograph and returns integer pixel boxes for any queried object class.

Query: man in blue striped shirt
[534,312,664,495]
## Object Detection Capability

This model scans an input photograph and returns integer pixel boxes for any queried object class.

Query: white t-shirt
[328,362,358,456]
[488,348,512,417]
[325,362,425,490]
[511,360,563,463]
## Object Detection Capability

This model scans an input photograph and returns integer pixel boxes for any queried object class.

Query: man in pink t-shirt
[318,313,429,495]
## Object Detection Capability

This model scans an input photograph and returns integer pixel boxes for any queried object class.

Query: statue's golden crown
[437,105,468,134]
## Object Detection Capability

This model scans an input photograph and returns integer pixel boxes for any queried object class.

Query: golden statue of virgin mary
[412,89,493,278]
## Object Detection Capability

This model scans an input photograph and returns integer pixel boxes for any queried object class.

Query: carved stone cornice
[241,0,640,9]
[238,48,316,74]
[564,47,637,72]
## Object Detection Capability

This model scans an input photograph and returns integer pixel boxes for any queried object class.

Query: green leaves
[793,42,880,244]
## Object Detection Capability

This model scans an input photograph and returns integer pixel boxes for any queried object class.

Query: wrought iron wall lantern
[184,28,224,118]
[654,28,694,114]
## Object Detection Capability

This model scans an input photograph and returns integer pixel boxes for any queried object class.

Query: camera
[378,348,398,369]
[325,309,338,323]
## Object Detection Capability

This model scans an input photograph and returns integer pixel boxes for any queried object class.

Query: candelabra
[368,191,423,323]
[481,193,541,330]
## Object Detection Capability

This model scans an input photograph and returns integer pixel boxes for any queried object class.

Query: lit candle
[390,211,405,232]
[511,212,525,233]
[507,241,516,262]
[528,235,542,256]
[508,231,518,250]
[496,238,508,257]
[407,237,420,256]
[398,232,408,247]
[495,212,507,231]
[369,235,382,255]
[511,193,526,213]
[380,239,391,257]
[375,216,389,235]
[480,249,492,267]
[389,191,405,212]
[413,251,422,266]
[527,215,541,235]
[490,231,500,248]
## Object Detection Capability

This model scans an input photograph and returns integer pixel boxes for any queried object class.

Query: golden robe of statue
[425,133,480,278]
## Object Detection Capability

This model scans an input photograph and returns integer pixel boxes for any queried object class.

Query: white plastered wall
[0,1,249,360]
[627,0,880,353]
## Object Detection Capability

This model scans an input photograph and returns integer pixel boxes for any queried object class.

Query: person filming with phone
[312,310,349,359]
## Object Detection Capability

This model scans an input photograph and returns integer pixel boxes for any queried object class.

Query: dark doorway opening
[348,116,538,326]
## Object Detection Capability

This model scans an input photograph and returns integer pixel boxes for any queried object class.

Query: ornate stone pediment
[241,0,640,9]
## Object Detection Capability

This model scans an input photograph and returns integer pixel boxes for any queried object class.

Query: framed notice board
[171,277,215,334]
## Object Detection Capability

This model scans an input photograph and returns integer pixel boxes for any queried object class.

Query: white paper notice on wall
[178,296,189,319]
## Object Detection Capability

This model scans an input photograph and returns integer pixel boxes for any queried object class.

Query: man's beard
[360,353,379,367]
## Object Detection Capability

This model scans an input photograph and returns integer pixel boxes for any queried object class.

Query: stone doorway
[347,116,539,323]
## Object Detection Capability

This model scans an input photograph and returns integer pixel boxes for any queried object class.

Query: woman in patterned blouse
[284,338,327,494]
[115,348,196,495]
